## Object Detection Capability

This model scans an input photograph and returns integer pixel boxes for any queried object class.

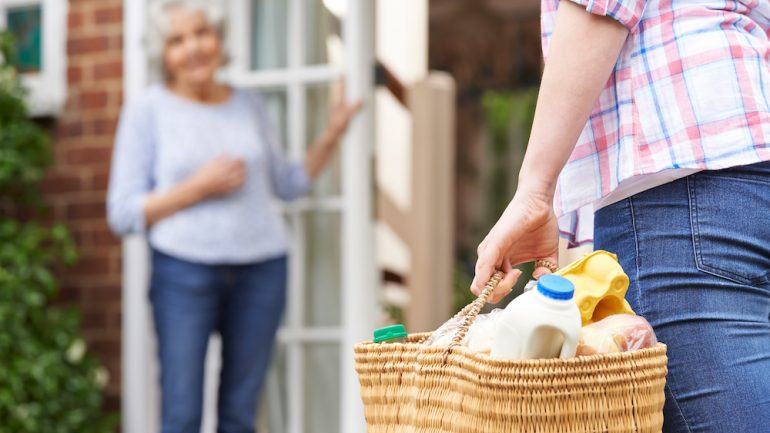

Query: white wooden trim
[280,196,344,213]
[277,327,343,342]
[227,0,249,74]
[231,65,342,88]
[341,1,377,432]
[122,0,158,431]
[286,1,306,433]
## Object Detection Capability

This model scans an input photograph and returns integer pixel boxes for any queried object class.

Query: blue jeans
[150,250,287,433]
[594,161,770,433]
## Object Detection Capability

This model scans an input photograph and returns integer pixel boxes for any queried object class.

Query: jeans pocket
[688,172,770,286]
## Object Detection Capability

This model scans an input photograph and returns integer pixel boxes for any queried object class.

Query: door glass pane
[306,84,341,197]
[257,343,287,433]
[251,0,288,69]
[303,212,341,326]
[303,343,340,433]
[305,0,342,66]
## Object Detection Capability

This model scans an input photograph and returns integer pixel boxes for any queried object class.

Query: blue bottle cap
[536,274,575,300]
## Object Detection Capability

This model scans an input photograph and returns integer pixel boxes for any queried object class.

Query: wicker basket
[354,272,668,433]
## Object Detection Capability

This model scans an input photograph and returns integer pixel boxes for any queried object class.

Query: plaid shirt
[542,0,770,246]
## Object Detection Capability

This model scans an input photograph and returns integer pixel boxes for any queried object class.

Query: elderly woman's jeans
[594,161,770,433]
[150,249,287,433]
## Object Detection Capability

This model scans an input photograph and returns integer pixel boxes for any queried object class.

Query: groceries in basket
[490,274,581,360]
[426,251,658,360]
[576,314,657,355]
[424,308,504,351]
[555,250,636,325]
[354,254,668,433]
[373,324,408,344]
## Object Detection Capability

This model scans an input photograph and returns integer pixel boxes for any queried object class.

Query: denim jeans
[594,161,770,433]
[150,249,287,433]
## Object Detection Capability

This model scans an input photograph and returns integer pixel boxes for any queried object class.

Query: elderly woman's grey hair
[145,0,229,82]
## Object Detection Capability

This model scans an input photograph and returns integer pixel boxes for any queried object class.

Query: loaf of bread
[576,314,657,356]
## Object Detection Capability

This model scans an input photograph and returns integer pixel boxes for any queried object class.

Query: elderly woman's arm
[304,82,364,178]
[256,85,362,201]
[471,0,630,302]
[107,100,246,234]
[142,156,245,226]
[107,100,156,235]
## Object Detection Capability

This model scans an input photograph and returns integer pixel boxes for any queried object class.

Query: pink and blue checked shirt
[542,0,770,246]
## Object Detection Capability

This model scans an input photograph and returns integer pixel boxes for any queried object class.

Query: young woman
[473,1,770,432]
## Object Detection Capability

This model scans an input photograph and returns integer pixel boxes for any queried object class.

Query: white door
[122,1,376,432]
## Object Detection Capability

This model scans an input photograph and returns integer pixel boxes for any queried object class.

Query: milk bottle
[490,274,581,360]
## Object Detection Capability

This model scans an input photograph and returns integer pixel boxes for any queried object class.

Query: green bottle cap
[373,324,407,343]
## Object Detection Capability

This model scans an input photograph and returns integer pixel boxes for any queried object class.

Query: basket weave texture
[354,273,668,433]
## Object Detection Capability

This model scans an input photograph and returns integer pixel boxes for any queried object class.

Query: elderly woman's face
[163,7,223,85]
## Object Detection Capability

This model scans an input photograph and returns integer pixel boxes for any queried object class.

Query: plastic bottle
[373,324,408,343]
[490,274,581,360]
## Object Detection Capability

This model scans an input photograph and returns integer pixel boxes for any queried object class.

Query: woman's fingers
[472,242,500,295]
[488,268,522,304]
[532,253,560,279]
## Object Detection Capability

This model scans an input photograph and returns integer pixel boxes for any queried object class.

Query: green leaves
[0,30,116,433]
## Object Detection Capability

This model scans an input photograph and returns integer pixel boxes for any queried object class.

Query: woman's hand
[326,78,364,139]
[188,156,246,198]
[142,156,246,228]
[472,188,560,304]
[305,78,364,178]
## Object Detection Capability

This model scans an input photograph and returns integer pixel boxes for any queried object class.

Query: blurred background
[0,0,589,432]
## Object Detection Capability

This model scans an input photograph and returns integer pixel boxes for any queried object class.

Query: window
[0,0,67,116]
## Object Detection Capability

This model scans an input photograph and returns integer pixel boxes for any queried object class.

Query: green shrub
[0,31,116,433]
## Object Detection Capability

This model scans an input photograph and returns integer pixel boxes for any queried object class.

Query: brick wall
[38,0,125,411]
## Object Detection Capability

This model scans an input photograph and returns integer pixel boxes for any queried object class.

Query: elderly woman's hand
[304,78,363,178]
[188,156,246,198]
[326,78,364,139]
[472,188,560,304]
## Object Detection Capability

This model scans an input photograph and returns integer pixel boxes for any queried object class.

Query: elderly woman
[106,1,360,432]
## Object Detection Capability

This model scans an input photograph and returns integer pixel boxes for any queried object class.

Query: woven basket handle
[428,270,504,351]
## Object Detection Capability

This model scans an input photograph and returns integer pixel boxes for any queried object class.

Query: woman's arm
[142,156,246,226]
[107,97,247,233]
[518,1,630,196]
[472,1,631,301]
[304,80,363,178]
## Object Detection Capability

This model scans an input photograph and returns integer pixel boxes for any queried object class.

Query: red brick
[94,6,122,25]
[56,120,84,138]
[39,172,84,195]
[93,116,119,135]
[70,255,111,275]
[86,284,122,303]
[55,286,82,304]
[66,199,108,221]
[94,60,122,81]
[92,226,120,247]
[79,90,109,110]
[91,169,112,191]
[67,36,110,56]
[88,336,121,359]
[83,310,111,329]
[63,146,113,165]
[67,65,83,85]
[68,10,85,29]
